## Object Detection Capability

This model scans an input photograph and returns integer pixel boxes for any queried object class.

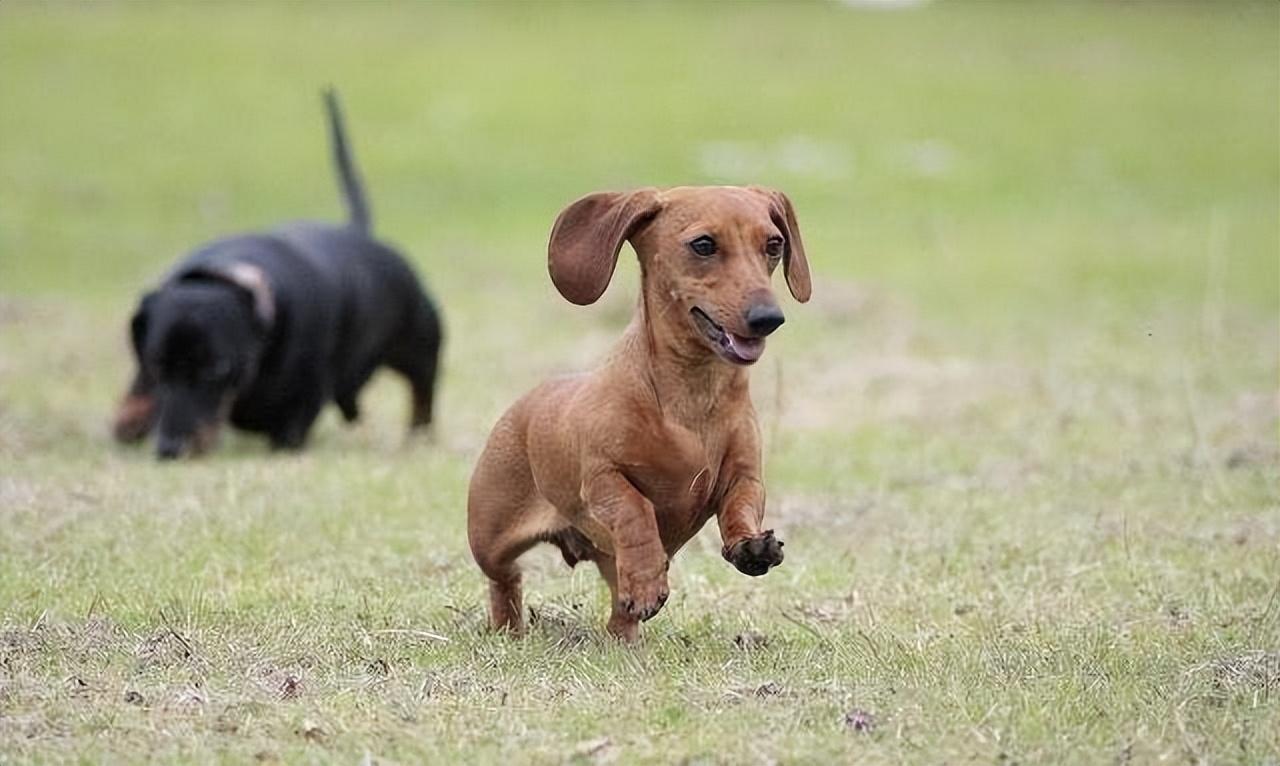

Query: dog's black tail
[323,88,371,233]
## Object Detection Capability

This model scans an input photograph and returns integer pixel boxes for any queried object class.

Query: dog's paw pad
[725,530,784,577]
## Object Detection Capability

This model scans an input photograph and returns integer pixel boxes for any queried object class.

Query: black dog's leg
[389,339,439,430]
[335,395,360,424]
[269,381,328,450]
[333,356,381,425]
[408,344,438,430]
[270,409,320,450]
[387,304,441,430]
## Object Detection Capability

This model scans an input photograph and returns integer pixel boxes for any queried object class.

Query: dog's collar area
[179,264,276,329]
[689,307,764,365]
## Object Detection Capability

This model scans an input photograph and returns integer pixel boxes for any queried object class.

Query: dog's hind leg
[468,412,554,634]
[387,301,441,430]
[406,345,438,430]
[333,357,381,424]
[471,521,540,635]
[469,480,551,633]
[388,340,439,431]
[112,370,157,444]
[483,548,528,634]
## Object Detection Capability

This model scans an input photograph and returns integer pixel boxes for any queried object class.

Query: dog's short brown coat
[467,186,811,641]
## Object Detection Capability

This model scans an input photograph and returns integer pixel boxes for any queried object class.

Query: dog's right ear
[548,189,662,305]
[750,187,811,304]
[129,291,156,357]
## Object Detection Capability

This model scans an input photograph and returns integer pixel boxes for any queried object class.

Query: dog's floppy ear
[130,291,156,356]
[751,187,811,303]
[548,188,662,305]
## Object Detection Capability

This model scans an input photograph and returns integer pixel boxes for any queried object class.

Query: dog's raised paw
[724,530,784,576]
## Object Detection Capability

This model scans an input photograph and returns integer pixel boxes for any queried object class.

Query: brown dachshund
[467,186,811,641]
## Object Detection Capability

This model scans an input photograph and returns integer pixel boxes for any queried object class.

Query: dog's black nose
[745,304,786,337]
[156,438,183,460]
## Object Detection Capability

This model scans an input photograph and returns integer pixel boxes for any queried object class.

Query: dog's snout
[156,436,185,460]
[745,303,785,337]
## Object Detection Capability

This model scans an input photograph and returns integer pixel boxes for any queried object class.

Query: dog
[112,90,442,459]
[467,186,811,641]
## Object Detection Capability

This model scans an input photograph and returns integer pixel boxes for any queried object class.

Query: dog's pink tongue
[726,332,765,362]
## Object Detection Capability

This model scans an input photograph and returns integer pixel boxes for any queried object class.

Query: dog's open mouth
[690,307,765,365]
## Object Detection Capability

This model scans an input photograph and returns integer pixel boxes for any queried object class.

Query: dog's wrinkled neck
[621,277,748,425]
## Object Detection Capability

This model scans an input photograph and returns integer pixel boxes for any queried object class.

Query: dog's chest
[626,420,726,548]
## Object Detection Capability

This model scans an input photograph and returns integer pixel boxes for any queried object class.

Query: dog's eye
[688,235,717,257]
[765,236,784,261]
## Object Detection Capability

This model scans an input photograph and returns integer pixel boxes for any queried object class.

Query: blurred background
[1,1,1275,453]
[0,3,1277,760]
[2,1,1275,439]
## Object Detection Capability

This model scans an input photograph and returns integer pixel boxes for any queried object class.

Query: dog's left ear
[548,188,662,305]
[751,187,811,303]
[130,291,157,356]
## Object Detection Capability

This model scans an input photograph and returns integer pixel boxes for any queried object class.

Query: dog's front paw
[724,530,784,576]
[617,572,670,622]
[112,395,155,444]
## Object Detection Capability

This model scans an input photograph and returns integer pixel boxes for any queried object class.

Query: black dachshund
[114,91,442,459]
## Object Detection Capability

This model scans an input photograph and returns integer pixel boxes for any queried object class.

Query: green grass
[1,1,1277,763]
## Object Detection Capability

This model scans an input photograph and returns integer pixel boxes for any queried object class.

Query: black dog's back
[272,222,442,426]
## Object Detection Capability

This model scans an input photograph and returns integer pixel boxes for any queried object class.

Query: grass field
[1,1,1278,763]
